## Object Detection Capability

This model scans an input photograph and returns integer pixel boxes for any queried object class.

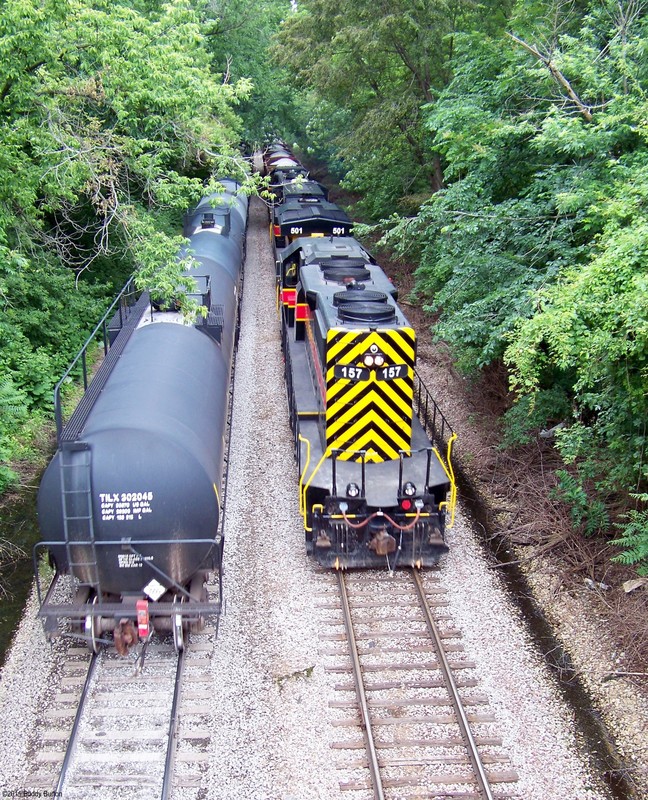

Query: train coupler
[114,618,138,656]
[315,531,332,548]
[368,529,397,556]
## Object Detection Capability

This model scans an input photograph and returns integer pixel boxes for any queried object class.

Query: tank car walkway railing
[55,281,150,442]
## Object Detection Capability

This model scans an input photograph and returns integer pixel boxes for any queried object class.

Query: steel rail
[55,650,99,795]
[54,645,186,799]
[411,568,495,800]
[337,572,385,800]
[161,648,186,800]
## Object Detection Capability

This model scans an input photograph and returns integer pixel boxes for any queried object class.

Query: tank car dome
[184,187,248,248]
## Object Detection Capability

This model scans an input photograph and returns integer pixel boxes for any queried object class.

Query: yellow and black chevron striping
[325,328,416,462]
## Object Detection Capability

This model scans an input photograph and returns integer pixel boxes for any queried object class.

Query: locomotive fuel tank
[37,322,229,598]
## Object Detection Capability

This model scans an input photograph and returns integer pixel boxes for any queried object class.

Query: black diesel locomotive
[35,180,248,652]
[267,145,457,570]
[264,144,352,249]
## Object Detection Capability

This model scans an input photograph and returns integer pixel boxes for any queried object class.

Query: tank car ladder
[59,441,103,602]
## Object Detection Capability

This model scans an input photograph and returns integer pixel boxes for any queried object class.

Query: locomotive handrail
[53,277,144,440]
[301,442,457,533]
[301,447,332,530]
[331,448,367,497]
[413,369,454,446]
[436,432,458,527]
[298,433,311,515]
[412,371,458,524]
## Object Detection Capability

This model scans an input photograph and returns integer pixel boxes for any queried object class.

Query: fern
[551,469,609,536]
[612,494,648,575]
[0,378,25,416]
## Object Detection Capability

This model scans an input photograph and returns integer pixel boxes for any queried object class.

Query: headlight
[363,354,374,367]
[403,481,417,497]
[374,354,385,366]
[346,482,360,498]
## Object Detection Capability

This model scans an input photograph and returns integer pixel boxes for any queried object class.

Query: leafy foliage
[205,0,298,146]
[613,495,648,575]
[0,378,29,489]
[373,7,648,520]
[272,0,513,218]
[0,0,251,493]
[501,386,572,447]
[551,469,609,536]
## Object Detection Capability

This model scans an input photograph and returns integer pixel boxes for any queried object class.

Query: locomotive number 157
[334,364,407,382]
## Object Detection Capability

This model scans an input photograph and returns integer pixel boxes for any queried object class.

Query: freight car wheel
[172,596,185,653]
[84,595,101,654]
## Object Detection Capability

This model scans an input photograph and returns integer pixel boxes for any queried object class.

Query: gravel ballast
[0,197,622,799]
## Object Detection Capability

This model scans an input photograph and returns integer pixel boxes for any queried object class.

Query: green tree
[502,2,648,496]
[205,0,298,146]
[272,0,512,217]
[0,0,250,493]
[380,0,648,551]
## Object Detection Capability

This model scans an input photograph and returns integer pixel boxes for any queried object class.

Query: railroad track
[25,620,218,799]
[322,568,519,799]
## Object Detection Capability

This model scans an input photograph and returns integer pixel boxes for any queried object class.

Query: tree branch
[507,32,593,122]
[1,60,48,102]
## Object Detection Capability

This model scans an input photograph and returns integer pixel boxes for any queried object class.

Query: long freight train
[35,179,248,653]
[266,144,457,570]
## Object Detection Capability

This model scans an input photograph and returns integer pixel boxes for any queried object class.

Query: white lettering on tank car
[117,553,154,569]
[99,491,154,522]
[118,553,142,569]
